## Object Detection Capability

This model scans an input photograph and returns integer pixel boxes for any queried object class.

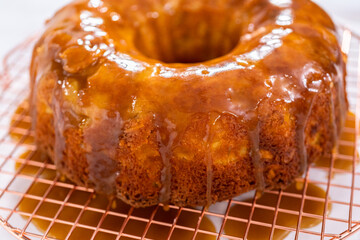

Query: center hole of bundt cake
[134,8,241,64]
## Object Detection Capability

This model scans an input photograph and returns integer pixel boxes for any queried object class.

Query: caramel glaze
[224,182,330,239]
[30,0,347,207]
[14,151,216,240]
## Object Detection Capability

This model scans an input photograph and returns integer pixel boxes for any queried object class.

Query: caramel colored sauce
[10,103,357,239]
[30,0,348,207]
[224,182,330,239]
[14,149,329,240]
[15,151,216,240]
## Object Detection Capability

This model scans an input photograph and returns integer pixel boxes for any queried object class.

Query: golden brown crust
[31,0,347,207]
[35,90,341,207]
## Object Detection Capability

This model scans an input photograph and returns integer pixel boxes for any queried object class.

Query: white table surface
[0,0,360,239]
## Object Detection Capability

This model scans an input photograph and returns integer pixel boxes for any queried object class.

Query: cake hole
[134,4,242,63]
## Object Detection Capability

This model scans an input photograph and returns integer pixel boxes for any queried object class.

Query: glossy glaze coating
[31,0,347,207]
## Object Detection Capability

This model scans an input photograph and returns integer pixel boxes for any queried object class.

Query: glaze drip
[295,109,309,175]
[83,109,123,194]
[247,112,265,191]
[52,80,67,173]
[158,118,177,204]
[205,127,213,206]
[204,114,219,206]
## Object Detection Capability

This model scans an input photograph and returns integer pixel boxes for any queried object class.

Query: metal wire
[0,26,359,240]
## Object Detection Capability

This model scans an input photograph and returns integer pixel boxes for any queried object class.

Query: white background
[0,0,360,239]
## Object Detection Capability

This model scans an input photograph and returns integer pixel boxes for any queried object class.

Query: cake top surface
[32,0,343,118]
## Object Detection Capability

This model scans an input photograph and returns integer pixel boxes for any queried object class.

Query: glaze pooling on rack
[30,0,348,207]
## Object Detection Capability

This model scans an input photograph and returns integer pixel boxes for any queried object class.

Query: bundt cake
[30,0,347,207]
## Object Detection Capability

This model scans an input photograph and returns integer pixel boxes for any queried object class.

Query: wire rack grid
[0,27,359,240]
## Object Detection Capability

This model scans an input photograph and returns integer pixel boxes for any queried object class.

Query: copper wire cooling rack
[0,27,360,240]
